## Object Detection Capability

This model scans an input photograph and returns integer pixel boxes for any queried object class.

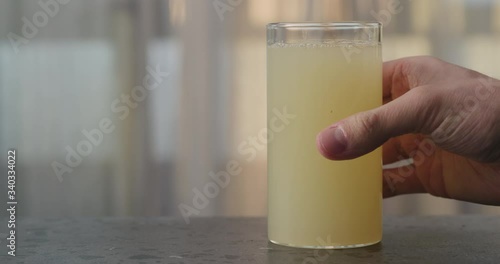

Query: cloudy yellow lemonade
[267,41,382,248]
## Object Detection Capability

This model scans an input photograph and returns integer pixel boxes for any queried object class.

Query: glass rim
[267,22,381,30]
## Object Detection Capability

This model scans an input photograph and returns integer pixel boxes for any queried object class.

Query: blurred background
[1,0,500,218]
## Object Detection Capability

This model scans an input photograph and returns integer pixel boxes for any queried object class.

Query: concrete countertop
[1,215,499,263]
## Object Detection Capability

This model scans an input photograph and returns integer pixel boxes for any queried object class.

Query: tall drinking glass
[267,22,382,248]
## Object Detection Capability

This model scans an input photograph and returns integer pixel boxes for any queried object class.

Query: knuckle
[395,59,413,84]
[410,86,444,134]
[399,56,435,87]
[357,111,380,136]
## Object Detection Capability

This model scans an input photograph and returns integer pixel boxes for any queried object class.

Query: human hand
[316,56,500,205]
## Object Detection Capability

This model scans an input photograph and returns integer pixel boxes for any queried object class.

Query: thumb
[316,86,437,160]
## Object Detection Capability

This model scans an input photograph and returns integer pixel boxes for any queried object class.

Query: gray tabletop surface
[1,215,499,264]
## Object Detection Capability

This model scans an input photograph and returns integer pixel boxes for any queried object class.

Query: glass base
[269,239,381,249]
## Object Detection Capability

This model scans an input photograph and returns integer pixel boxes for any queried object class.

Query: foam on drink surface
[268,39,379,49]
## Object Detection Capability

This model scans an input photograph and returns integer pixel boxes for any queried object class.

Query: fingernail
[317,126,347,158]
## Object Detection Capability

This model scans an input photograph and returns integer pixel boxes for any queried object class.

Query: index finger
[383,59,411,100]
